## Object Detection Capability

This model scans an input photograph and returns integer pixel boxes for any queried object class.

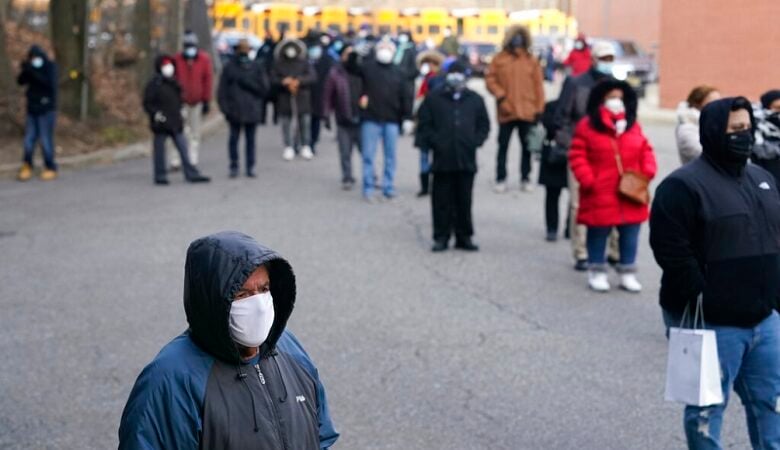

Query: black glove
[202,101,210,115]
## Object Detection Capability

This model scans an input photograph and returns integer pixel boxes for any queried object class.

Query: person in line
[349,38,412,202]
[563,34,591,77]
[271,37,316,161]
[414,50,445,197]
[568,79,656,292]
[323,44,363,190]
[751,89,780,185]
[255,31,278,126]
[307,33,334,154]
[171,30,213,169]
[485,25,544,193]
[676,85,720,165]
[416,62,490,252]
[143,55,210,185]
[118,231,339,449]
[650,97,780,449]
[538,99,568,242]
[553,40,617,271]
[394,30,418,135]
[16,45,58,182]
[217,40,268,178]
[439,27,460,57]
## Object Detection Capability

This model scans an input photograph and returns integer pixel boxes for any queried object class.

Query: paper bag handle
[679,295,706,330]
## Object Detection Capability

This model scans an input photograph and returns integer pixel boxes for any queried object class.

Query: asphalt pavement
[0,81,750,449]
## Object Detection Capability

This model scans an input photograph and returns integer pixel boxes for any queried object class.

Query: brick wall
[573,0,660,53]
[659,0,780,108]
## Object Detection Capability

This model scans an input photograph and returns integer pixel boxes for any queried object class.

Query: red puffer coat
[569,111,657,227]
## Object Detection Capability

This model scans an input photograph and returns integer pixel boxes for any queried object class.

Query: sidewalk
[0,114,225,179]
[639,83,677,124]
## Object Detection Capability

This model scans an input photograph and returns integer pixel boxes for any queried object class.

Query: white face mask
[376,48,394,64]
[229,292,275,348]
[420,63,430,75]
[161,64,175,78]
[31,57,44,68]
[284,46,298,59]
[604,97,625,114]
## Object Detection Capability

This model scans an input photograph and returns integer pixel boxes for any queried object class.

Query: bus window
[242,18,250,31]
[476,25,482,34]
[277,21,290,33]
[549,25,559,35]
[328,23,340,32]
[379,25,391,34]
[264,18,270,32]
[315,21,321,30]
[397,26,402,34]
[297,20,303,32]
[429,25,440,34]
[223,18,237,29]
[416,25,423,34]
[487,25,498,34]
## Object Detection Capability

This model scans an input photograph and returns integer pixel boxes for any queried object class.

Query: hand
[359,95,368,109]
[153,111,167,123]
[281,77,293,86]
[402,119,415,135]
[202,101,210,115]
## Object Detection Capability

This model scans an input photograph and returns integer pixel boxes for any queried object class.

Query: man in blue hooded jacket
[119,231,339,449]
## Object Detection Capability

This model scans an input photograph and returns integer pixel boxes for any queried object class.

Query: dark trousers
[432,172,475,242]
[496,119,534,182]
[311,116,322,152]
[336,124,360,183]
[228,122,257,173]
[545,185,564,233]
[153,132,198,181]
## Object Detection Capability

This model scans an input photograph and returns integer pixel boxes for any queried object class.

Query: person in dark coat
[553,40,617,271]
[323,44,363,190]
[751,89,780,188]
[143,55,210,185]
[16,45,58,182]
[307,34,335,154]
[118,231,339,449]
[415,62,490,252]
[650,97,780,449]
[217,39,269,178]
[393,31,417,134]
[538,99,568,242]
[255,31,278,126]
[270,38,317,161]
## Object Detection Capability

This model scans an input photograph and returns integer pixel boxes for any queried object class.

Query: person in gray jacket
[675,85,720,164]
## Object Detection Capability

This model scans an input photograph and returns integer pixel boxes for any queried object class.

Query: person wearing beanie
[143,55,210,185]
[323,43,363,190]
[650,97,780,449]
[415,61,490,252]
[170,30,213,169]
[751,89,780,187]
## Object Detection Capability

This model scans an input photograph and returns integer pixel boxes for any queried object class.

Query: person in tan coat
[485,25,545,192]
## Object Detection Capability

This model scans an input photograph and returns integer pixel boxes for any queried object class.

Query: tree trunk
[164,0,183,54]
[0,0,14,95]
[185,0,218,71]
[50,0,91,118]
[134,0,152,91]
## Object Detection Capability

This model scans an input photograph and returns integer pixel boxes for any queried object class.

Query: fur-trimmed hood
[273,38,307,62]
[501,25,532,51]
[415,49,445,69]
[586,79,638,133]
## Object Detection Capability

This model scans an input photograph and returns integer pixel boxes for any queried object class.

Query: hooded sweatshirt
[17,45,57,115]
[143,55,184,134]
[650,98,780,326]
[119,231,338,449]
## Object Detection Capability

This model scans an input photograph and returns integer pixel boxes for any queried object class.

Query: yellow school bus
[374,8,402,36]
[212,0,244,32]
[249,3,304,40]
[454,8,507,45]
[404,8,455,42]
[508,8,575,37]
[348,7,372,33]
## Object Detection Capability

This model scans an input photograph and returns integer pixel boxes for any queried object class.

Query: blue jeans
[360,120,399,197]
[23,111,57,170]
[663,310,780,450]
[419,148,431,174]
[586,223,640,271]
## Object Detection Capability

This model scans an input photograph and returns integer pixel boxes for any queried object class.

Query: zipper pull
[254,364,266,385]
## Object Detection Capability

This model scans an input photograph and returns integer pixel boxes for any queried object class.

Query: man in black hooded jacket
[650,97,780,449]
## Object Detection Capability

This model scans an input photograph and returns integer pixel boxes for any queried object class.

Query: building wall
[573,0,660,53]
[659,0,780,108]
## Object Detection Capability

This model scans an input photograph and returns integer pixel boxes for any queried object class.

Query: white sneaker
[520,181,535,193]
[282,147,295,161]
[493,181,508,193]
[300,146,314,160]
[619,273,642,293]
[588,271,611,292]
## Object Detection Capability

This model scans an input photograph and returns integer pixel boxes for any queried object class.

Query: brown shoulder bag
[612,139,650,205]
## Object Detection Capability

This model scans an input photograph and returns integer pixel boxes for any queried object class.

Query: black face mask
[725,129,754,163]
[510,35,525,49]
[767,112,780,128]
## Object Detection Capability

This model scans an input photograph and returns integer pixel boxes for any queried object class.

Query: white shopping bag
[664,297,724,407]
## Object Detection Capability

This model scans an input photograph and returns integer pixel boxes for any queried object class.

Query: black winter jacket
[218,56,269,124]
[143,63,184,135]
[270,39,316,116]
[650,97,780,327]
[415,87,490,173]
[350,56,412,124]
[17,45,57,115]
[310,54,334,118]
[553,69,612,148]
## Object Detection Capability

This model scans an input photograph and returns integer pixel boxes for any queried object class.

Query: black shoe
[455,238,479,251]
[545,231,558,242]
[229,168,239,178]
[431,240,448,252]
[574,259,588,271]
[417,173,430,197]
[187,174,211,183]
[246,170,256,178]
[155,179,169,185]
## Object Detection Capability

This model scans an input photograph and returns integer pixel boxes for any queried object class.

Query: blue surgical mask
[332,41,344,52]
[595,61,614,76]
[445,72,467,92]
[308,46,323,60]
[184,46,198,58]
[398,34,409,45]
[31,57,44,68]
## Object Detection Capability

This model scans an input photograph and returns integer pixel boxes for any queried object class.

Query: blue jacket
[119,231,339,449]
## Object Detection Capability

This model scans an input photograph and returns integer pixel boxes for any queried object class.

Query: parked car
[213,31,262,63]
[589,37,656,98]
[460,41,497,76]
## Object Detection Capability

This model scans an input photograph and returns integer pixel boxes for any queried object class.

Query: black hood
[700,96,756,173]
[28,45,48,60]
[184,231,296,364]
[586,78,637,133]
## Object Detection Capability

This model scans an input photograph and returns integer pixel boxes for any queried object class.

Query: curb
[0,115,225,179]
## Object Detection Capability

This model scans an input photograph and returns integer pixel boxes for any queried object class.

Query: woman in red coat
[569,79,657,293]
